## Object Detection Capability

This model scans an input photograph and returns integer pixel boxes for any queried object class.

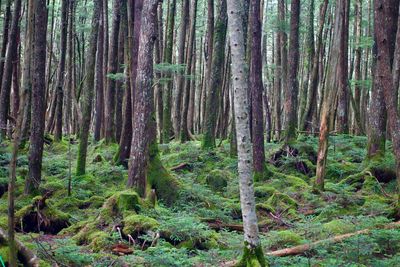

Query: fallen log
[220,221,400,267]
[170,163,192,172]
[0,227,39,267]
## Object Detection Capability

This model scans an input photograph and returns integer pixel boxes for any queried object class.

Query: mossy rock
[322,219,355,236]
[268,230,304,249]
[116,191,141,214]
[39,180,65,193]
[270,172,309,190]
[205,170,232,192]
[123,215,159,235]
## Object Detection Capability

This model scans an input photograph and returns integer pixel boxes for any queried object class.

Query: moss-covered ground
[0,134,399,266]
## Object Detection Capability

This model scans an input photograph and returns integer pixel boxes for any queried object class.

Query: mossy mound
[0,245,8,264]
[254,185,276,199]
[268,230,304,249]
[257,191,297,216]
[123,215,159,235]
[322,219,355,236]
[205,170,232,192]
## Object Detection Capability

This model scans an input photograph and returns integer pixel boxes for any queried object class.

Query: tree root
[0,227,39,267]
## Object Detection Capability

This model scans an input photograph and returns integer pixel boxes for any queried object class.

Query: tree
[76,0,102,176]
[202,0,227,149]
[104,0,122,143]
[227,0,266,265]
[315,0,347,191]
[284,0,300,143]
[25,0,48,194]
[374,0,400,215]
[250,0,267,180]
[161,0,177,143]
[0,0,22,139]
[54,0,70,142]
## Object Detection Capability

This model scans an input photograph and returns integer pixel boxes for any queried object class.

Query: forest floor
[0,134,400,266]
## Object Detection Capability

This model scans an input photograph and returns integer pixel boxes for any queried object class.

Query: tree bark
[227,0,266,265]
[25,0,48,194]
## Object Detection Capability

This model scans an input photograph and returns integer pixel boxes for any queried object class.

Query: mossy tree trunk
[76,0,102,176]
[202,0,227,149]
[227,0,266,265]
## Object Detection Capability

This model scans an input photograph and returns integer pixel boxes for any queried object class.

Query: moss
[265,192,297,211]
[236,243,266,267]
[0,246,8,264]
[88,231,112,252]
[116,190,141,214]
[205,170,231,192]
[268,230,304,248]
[147,149,179,205]
[254,186,276,199]
[270,172,309,190]
[123,215,159,235]
[253,165,273,182]
[322,219,355,236]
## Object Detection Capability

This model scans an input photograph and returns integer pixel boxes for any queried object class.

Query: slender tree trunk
[161,0,176,143]
[284,0,300,142]
[104,0,122,143]
[0,0,22,139]
[94,0,105,141]
[54,0,70,141]
[25,0,48,194]
[202,0,227,149]
[76,0,101,176]
[227,0,266,265]
[315,0,346,191]
[0,0,11,96]
[180,0,197,142]
[173,0,189,139]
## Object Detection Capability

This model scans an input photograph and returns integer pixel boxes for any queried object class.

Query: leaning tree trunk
[25,0,48,194]
[76,0,101,176]
[227,0,266,265]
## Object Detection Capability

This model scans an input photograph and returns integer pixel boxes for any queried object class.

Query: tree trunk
[374,0,400,215]
[161,0,176,143]
[25,0,48,194]
[0,0,22,139]
[284,0,300,142]
[0,0,11,96]
[315,0,346,191]
[227,0,266,265]
[202,0,227,149]
[105,0,122,143]
[54,0,70,142]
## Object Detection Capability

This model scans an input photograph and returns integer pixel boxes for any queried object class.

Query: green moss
[254,186,276,198]
[265,192,297,212]
[268,230,304,248]
[253,165,273,182]
[116,190,141,214]
[0,217,7,228]
[0,246,9,264]
[205,170,231,192]
[123,215,159,235]
[147,148,179,205]
[88,231,112,252]
[236,243,266,267]
[322,219,355,236]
